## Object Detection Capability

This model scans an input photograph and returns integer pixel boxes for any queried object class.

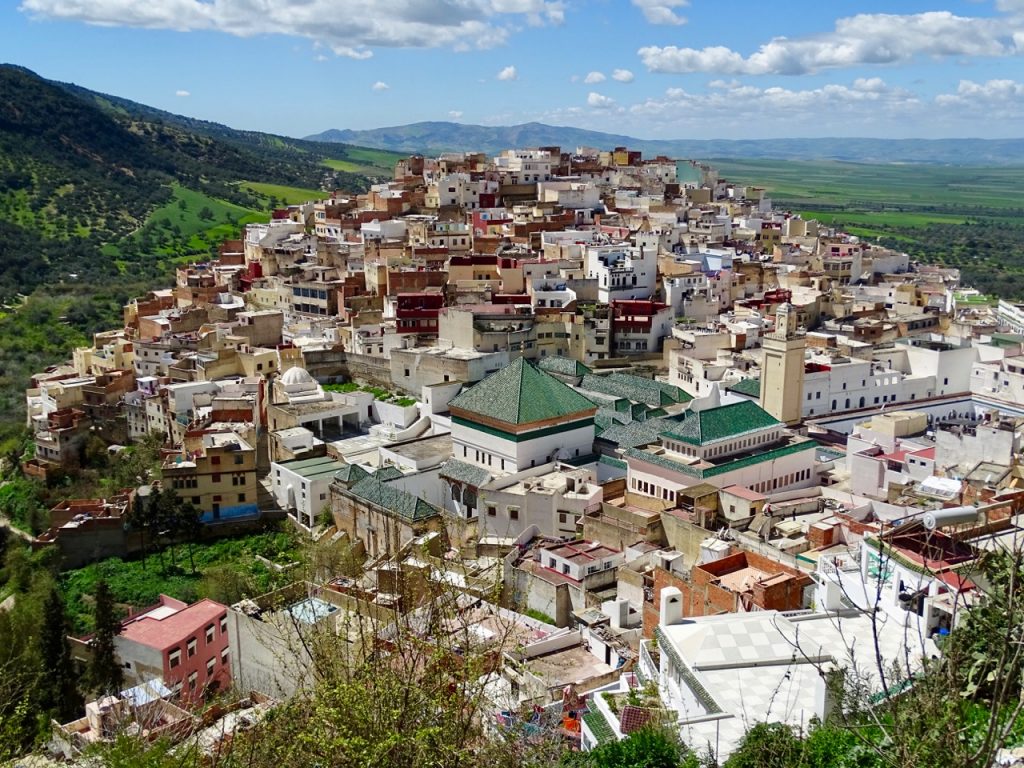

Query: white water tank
[923,506,979,531]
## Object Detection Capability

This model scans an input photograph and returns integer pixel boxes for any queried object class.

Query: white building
[586,244,657,303]
[271,455,348,529]
[439,358,597,519]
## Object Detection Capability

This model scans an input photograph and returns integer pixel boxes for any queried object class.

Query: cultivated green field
[713,158,1024,218]
[241,180,325,205]
[323,146,403,175]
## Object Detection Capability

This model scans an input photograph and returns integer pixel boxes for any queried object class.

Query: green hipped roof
[661,400,781,446]
[373,465,404,481]
[726,377,762,398]
[448,357,596,426]
[439,458,493,488]
[348,476,439,522]
[334,463,370,486]
[598,415,684,451]
[537,356,592,377]
[580,372,691,408]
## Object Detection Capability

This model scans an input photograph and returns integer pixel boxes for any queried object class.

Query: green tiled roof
[334,463,370,486]
[373,465,404,481]
[582,709,616,745]
[348,476,439,522]
[597,416,683,451]
[537,356,592,377]
[625,438,817,480]
[439,458,492,487]
[580,372,691,407]
[661,400,780,446]
[599,455,627,470]
[448,357,596,426]
[726,377,761,398]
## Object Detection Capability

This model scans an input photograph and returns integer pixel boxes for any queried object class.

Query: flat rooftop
[524,644,614,689]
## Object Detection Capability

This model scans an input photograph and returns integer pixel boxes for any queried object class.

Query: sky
[3,0,1024,140]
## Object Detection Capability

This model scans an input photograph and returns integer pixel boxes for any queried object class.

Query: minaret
[759,302,805,425]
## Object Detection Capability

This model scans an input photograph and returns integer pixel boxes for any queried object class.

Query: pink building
[115,595,231,705]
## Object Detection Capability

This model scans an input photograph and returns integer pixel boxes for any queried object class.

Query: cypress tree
[88,580,124,696]
[39,585,81,721]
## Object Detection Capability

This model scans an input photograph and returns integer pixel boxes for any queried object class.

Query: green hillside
[0,64,391,434]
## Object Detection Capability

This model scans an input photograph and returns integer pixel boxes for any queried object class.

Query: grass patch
[61,529,302,634]
[241,181,324,205]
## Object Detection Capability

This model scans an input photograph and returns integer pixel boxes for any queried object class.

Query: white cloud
[587,91,615,108]
[584,71,606,84]
[497,65,518,81]
[449,110,464,118]
[629,78,921,129]
[175,89,190,97]
[639,9,1024,75]
[631,0,687,25]
[611,68,634,83]
[371,81,390,91]
[936,78,1024,113]
[19,0,566,58]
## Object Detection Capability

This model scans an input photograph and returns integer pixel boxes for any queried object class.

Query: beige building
[161,429,259,522]
[759,303,806,425]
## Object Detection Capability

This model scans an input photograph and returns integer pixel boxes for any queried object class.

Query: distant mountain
[307,121,1024,166]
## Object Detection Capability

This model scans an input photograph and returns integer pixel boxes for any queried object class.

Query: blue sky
[4,0,1024,139]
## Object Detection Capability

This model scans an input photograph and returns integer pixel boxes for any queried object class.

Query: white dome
[280,367,315,386]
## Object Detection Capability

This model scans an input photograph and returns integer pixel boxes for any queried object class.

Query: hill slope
[0,64,401,301]
[307,121,1024,165]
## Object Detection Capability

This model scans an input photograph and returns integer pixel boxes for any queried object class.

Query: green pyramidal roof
[661,400,781,446]
[449,357,596,426]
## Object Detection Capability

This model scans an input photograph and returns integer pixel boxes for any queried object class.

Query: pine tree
[88,580,123,696]
[38,586,81,721]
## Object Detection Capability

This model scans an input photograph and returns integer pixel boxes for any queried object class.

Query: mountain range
[307,122,1024,166]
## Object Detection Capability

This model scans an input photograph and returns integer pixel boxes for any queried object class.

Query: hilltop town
[11,145,1024,765]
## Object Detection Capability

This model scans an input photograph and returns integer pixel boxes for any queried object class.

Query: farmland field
[714,158,1024,299]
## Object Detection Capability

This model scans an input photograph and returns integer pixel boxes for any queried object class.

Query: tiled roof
[661,401,780,446]
[580,372,691,407]
[448,357,596,426]
[348,476,439,521]
[334,463,370,486]
[599,455,627,470]
[373,465,404,481]
[726,377,761,398]
[537,356,592,377]
[597,415,683,451]
[582,709,616,745]
[439,458,493,487]
[625,439,817,480]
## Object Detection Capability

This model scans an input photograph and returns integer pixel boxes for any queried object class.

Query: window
[211,456,221,466]
[238,493,246,503]
[221,648,229,665]
[562,564,570,575]
[187,638,197,658]
[509,507,519,520]
[206,624,215,644]
[207,658,216,676]
[188,672,198,691]
[169,649,181,668]
[220,616,228,634]
[486,505,496,517]
[212,473,221,483]
[234,455,244,465]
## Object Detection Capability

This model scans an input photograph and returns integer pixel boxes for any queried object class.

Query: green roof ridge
[448,357,596,426]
